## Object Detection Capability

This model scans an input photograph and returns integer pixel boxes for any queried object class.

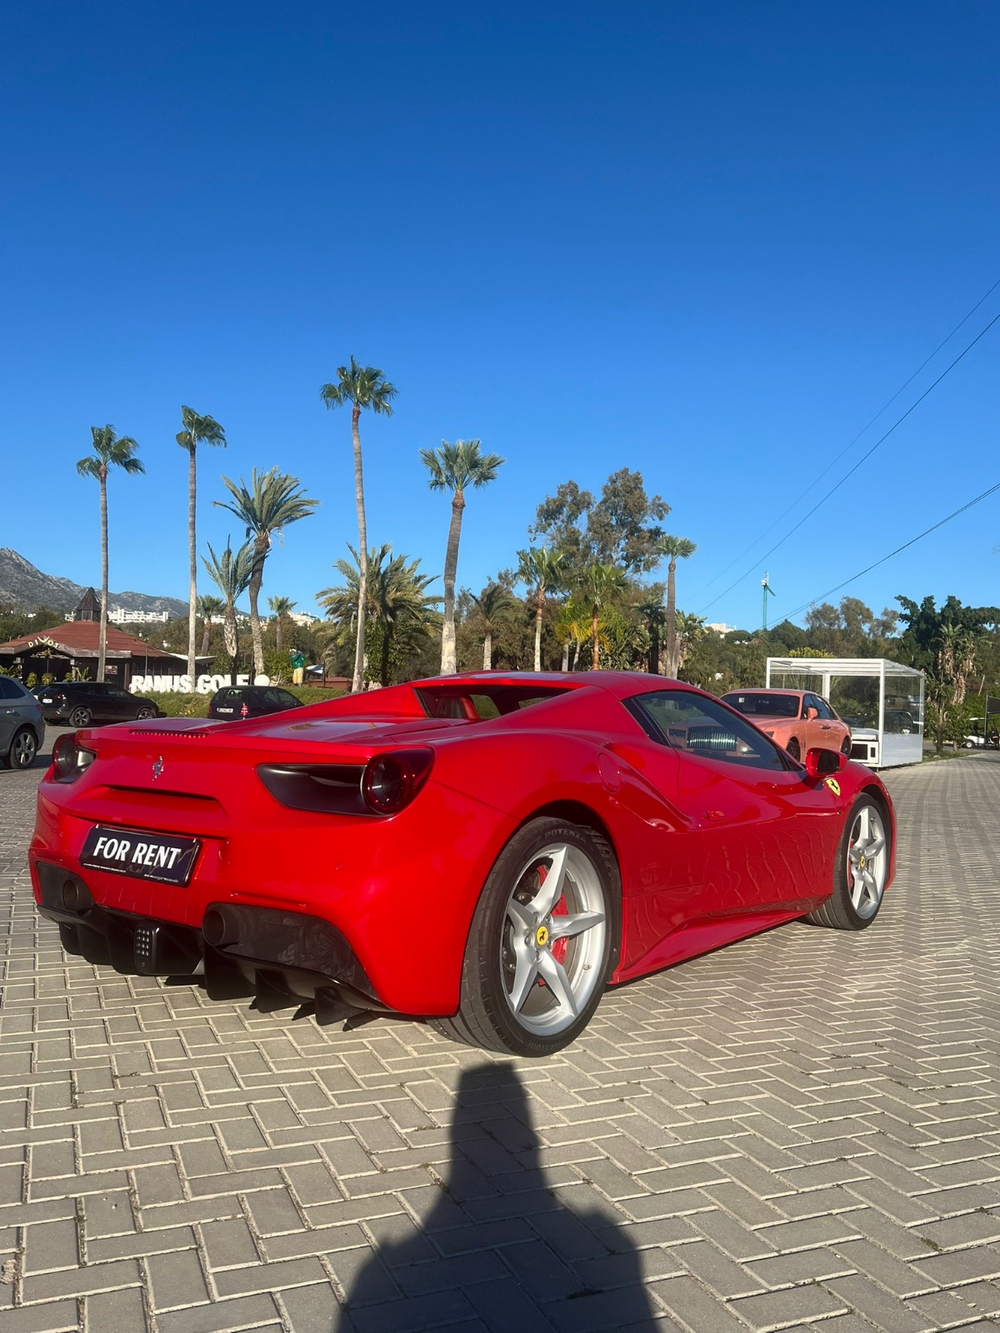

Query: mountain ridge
[0,549,187,619]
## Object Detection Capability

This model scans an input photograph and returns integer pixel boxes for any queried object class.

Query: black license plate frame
[80,824,201,886]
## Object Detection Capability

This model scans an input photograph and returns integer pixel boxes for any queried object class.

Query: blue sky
[3,1,999,632]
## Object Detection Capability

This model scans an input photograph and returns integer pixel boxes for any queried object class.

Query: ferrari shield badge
[824,777,841,796]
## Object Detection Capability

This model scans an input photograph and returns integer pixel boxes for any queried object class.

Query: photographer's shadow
[338,1061,658,1331]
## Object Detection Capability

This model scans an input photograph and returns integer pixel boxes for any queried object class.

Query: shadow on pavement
[336,1061,658,1332]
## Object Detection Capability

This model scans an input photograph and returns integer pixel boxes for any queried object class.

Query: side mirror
[805,748,847,779]
[805,706,819,720]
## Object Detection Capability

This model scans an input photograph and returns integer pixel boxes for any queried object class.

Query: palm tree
[215,469,318,677]
[660,537,697,677]
[320,358,398,692]
[420,440,504,674]
[76,425,144,682]
[268,596,297,654]
[639,599,667,674]
[202,539,254,666]
[177,407,226,689]
[675,611,707,673]
[196,595,224,656]
[318,544,440,687]
[577,563,627,670]
[468,582,519,670]
[517,546,566,671]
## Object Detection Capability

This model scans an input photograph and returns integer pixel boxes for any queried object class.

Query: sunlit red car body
[30,672,895,1054]
[720,688,852,761]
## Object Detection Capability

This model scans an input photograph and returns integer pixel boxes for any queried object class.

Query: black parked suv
[38,681,161,727]
[208,685,302,721]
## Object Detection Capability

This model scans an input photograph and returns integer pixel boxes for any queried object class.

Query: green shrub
[144,685,347,718]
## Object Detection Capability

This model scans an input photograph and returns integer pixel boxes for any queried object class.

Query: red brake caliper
[550,889,569,965]
[533,866,570,981]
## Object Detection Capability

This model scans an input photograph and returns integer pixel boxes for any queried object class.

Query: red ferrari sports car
[30,672,895,1057]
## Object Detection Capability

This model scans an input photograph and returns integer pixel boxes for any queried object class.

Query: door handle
[704,809,728,821]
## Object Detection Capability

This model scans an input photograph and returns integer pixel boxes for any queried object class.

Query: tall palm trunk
[665,558,678,677]
[98,468,109,682]
[223,605,238,665]
[351,404,368,692]
[275,616,283,654]
[534,589,545,671]
[248,543,267,677]
[440,490,465,674]
[561,640,570,671]
[200,616,212,657]
[186,446,197,686]
[591,606,600,669]
[483,628,492,670]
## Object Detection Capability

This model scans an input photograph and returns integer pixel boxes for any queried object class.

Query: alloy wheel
[846,803,887,919]
[499,841,607,1037]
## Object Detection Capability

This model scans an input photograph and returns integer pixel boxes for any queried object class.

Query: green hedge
[146,686,347,719]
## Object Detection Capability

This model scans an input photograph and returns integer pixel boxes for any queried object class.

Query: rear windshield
[723,692,800,719]
[416,685,570,721]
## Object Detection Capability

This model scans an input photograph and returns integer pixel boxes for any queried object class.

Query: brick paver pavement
[1,735,999,1331]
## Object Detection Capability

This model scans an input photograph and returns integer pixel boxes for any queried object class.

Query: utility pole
[761,573,775,631]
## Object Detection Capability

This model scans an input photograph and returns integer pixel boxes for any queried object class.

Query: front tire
[6,727,38,770]
[69,707,92,728]
[136,706,156,720]
[807,795,888,930]
[432,818,619,1057]
[786,738,801,762]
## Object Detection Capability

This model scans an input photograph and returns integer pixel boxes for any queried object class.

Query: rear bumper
[34,858,384,1016]
[31,771,517,1014]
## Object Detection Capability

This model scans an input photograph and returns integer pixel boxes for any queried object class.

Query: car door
[0,676,23,752]
[104,684,136,720]
[628,689,842,916]
[806,693,840,752]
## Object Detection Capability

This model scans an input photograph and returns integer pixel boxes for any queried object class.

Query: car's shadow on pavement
[334,1061,659,1332]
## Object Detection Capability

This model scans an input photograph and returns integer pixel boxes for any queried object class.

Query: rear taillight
[361,749,434,815]
[52,734,96,782]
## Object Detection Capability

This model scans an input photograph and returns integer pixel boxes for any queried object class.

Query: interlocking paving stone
[5,742,1000,1329]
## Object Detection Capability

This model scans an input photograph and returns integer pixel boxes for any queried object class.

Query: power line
[697,304,1000,616]
[694,275,1000,598]
[783,479,1000,622]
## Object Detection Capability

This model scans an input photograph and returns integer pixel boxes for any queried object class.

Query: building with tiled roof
[0,621,209,687]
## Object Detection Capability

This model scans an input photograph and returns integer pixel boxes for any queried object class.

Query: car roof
[722,687,809,698]
[419,670,711,703]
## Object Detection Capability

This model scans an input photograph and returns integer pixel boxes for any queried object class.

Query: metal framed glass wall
[765,657,925,767]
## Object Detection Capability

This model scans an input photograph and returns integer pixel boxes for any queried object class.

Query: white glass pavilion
[765,657,925,768]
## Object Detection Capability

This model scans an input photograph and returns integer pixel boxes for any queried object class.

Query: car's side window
[814,696,834,720]
[627,690,791,771]
[0,677,21,699]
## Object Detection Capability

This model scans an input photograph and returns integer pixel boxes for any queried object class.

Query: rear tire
[69,707,92,728]
[136,706,156,720]
[431,818,620,1057]
[6,727,38,770]
[807,795,888,930]
[841,737,852,756]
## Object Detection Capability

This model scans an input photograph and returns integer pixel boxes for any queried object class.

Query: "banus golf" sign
[129,673,270,694]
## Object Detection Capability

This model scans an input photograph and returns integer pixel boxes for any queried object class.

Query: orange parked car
[720,689,852,763]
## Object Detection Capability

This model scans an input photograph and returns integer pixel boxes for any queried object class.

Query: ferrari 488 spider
[30,672,895,1057]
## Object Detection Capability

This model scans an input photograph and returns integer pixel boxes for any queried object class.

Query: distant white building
[108,608,170,625]
[706,622,738,636]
